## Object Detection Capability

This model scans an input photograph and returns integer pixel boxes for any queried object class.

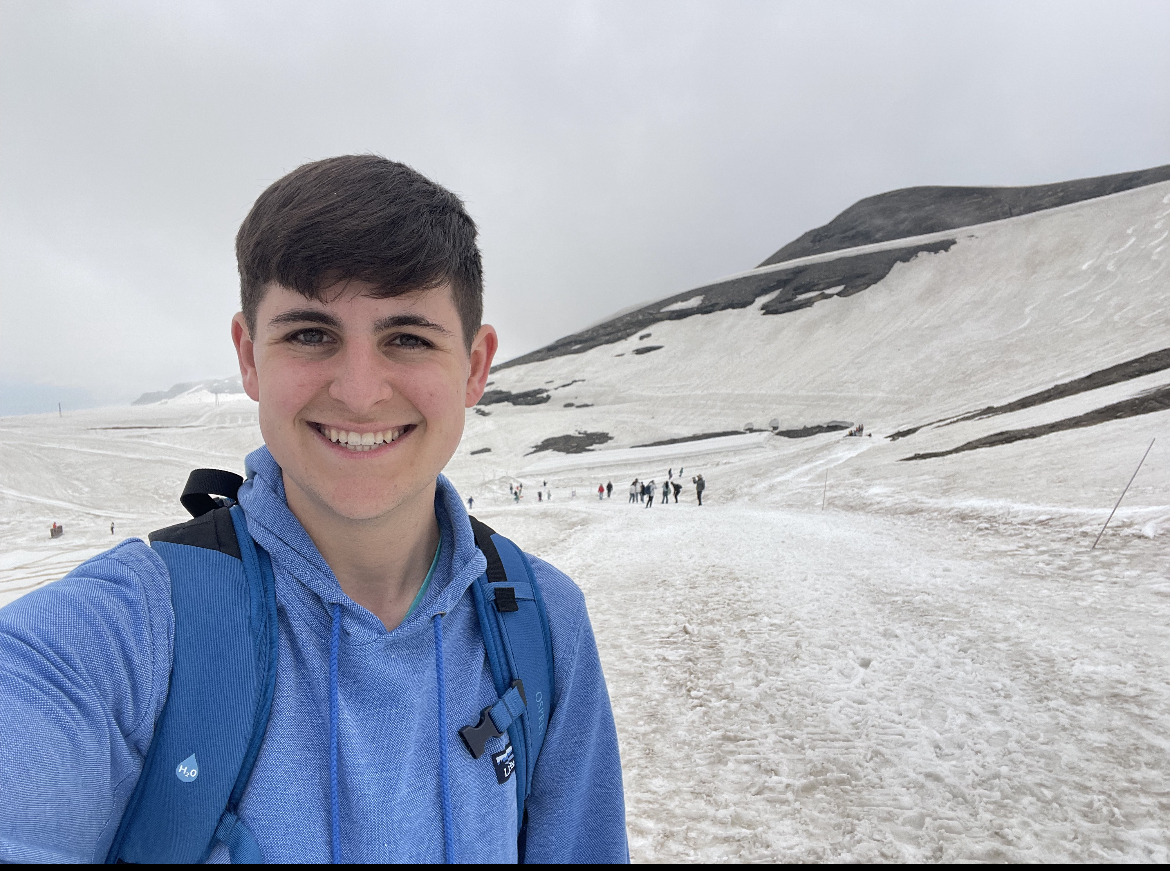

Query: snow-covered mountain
[132,375,245,406]
[452,167,1170,521]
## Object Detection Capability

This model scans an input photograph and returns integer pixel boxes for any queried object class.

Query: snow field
[482,499,1170,862]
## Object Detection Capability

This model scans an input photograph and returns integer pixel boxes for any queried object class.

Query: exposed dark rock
[563,402,574,407]
[470,447,491,455]
[761,164,1170,265]
[888,425,926,441]
[555,379,585,389]
[633,431,744,448]
[902,385,1170,461]
[527,431,614,455]
[477,388,551,407]
[887,416,950,441]
[632,345,663,355]
[639,332,652,339]
[775,423,852,438]
[947,347,1170,425]
[473,407,491,416]
[494,240,953,371]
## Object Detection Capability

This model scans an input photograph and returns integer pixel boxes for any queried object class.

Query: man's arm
[0,541,173,862]
[521,559,628,864]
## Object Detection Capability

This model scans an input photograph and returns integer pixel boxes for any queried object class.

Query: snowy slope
[2,174,1169,861]
[449,179,1170,523]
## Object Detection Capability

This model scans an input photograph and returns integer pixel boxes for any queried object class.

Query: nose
[326,340,393,413]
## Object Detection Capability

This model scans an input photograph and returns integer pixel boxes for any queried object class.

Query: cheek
[258,357,328,419]
[407,370,467,427]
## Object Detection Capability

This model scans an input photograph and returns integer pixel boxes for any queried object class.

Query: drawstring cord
[432,614,455,864]
[330,603,342,864]
[329,604,453,864]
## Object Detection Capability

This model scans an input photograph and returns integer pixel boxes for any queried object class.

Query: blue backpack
[105,469,554,864]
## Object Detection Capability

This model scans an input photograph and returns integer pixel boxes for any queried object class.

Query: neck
[284,476,441,631]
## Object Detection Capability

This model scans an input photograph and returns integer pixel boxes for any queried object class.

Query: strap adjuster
[459,680,526,759]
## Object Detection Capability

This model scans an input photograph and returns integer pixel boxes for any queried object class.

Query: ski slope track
[2,171,1169,861]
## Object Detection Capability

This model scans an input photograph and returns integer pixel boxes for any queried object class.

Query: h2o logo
[175,754,199,783]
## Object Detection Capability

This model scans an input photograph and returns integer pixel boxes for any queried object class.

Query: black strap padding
[468,515,508,587]
[149,506,242,560]
[181,469,245,519]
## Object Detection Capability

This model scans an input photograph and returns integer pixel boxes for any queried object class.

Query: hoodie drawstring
[328,605,454,864]
[432,614,455,864]
[330,603,342,864]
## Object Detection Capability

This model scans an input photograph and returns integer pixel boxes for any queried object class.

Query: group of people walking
[627,469,705,507]
[501,471,707,508]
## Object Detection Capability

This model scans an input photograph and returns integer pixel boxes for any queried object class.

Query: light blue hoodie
[0,446,628,863]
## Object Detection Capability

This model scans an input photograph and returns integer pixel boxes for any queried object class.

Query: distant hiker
[110,522,115,535]
[546,489,552,501]
[668,468,672,480]
[644,481,655,509]
[598,484,605,500]
[678,467,684,476]
[694,474,706,506]
[671,482,682,503]
[629,482,638,504]
[508,483,513,495]
[606,481,612,498]
[661,481,669,504]
[467,496,474,510]
[538,490,543,502]
[513,489,520,503]
[0,155,626,864]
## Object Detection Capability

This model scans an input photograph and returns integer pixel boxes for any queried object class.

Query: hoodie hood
[237,445,487,639]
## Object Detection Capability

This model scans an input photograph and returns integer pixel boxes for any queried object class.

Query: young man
[0,156,628,863]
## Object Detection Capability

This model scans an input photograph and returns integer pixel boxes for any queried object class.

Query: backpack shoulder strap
[106,475,278,864]
[464,516,555,836]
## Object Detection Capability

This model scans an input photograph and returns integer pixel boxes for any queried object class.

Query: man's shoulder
[0,538,175,747]
[3,538,171,622]
[523,553,586,627]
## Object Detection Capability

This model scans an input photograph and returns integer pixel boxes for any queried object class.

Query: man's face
[232,281,496,523]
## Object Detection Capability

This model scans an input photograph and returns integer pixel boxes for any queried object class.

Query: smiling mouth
[310,422,415,452]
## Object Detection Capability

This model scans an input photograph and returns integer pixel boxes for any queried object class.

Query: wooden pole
[1092,438,1155,550]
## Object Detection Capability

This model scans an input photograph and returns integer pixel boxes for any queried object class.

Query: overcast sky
[2,0,1168,414]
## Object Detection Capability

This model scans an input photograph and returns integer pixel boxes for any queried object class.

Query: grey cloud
[2,0,1168,411]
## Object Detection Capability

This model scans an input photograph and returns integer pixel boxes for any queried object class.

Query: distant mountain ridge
[759,163,1170,266]
[493,162,1170,373]
[132,376,244,405]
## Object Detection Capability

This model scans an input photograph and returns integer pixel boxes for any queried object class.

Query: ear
[464,324,498,408]
[232,313,261,402]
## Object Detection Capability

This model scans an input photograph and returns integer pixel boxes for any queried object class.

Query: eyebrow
[267,309,453,337]
[372,313,454,336]
[268,309,341,329]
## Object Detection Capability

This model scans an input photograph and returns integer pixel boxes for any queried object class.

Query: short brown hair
[236,155,483,348]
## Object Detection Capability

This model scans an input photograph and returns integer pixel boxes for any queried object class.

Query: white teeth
[319,424,406,449]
